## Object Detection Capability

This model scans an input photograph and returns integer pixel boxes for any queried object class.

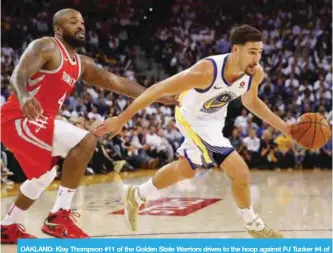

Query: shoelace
[262,225,278,237]
[64,211,85,233]
[56,210,81,226]
[68,211,81,223]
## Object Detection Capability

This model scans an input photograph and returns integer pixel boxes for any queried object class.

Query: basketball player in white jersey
[95,25,291,238]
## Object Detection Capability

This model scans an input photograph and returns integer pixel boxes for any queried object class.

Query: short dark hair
[230,25,263,46]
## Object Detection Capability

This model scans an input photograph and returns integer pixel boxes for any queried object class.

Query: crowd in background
[1,0,332,187]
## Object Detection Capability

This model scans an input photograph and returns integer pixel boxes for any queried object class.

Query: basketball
[291,113,332,149]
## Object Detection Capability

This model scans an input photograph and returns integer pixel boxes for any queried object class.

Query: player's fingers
[32,99,43,117]
[31,108,40,121]
[94,124,104,131]
[26,109,37,121]
[94,125,108,137]
[29,104,40,121]
[35,100,44,113]
[35,104,44,118]
[22,107,30,120]
[23,103,36,121]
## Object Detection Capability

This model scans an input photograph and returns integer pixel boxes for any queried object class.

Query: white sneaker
[1,177,14,185]
[123,185,145,231]
[245,216,283,238]
[1,167,14,176]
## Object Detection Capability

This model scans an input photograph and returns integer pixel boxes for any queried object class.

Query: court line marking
[91,229,333,237]
[2,169,331,198]
[1,169,157,198]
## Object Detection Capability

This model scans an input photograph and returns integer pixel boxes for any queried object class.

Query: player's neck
[55,36,77,59]
[225,54,245,82]
[62,41,76,58]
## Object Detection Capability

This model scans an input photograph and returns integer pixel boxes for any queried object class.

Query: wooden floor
[1,168,332,252]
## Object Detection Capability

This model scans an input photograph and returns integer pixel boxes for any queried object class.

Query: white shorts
[52,120,89,158]
[175,108,234,169]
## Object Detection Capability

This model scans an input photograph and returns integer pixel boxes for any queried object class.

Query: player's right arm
[241,66,290,136]
[94,59,214,137]
[10,37,55,120]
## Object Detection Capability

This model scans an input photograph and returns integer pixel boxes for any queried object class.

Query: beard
[63,33,85,48]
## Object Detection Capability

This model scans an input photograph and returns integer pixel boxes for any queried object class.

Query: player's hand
[286,124,294,138]
[157,95,180,106]
[281,122,293,138]
[21,97,43,121]
[94,116,125,138]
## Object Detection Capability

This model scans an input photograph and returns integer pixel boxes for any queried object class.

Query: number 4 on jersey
[58,92,67,109]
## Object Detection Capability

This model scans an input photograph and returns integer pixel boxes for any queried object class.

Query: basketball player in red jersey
[0,9,175,243]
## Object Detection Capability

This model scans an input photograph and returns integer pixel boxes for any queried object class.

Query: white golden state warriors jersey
[175,53,254,168]
[175,53,253,154]
[176,53,253,126]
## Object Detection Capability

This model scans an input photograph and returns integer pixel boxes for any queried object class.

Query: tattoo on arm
[10,38,54,106]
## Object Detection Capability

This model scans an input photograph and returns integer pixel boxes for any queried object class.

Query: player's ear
[232,45,239,53]
[53,25,62,36]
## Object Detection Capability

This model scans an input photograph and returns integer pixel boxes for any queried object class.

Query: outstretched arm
[117,59,213,122]
[241,66,290,135]
[80,55,145,98]
[94,59,215,137]
[80,55,175,104]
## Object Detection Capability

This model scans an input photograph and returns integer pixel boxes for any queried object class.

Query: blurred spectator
[230,128,242,151]
[164,120,183,151]
[274,134,294,169]
[320,138,332,169]
[1,148,14,187]
[243,129,261,168]
[259,130,277,169]
[145,126,174,164]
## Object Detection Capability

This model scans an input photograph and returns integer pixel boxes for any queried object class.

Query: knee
[233,169,250,185]
[183,168,196,179]
[20,167,57,200]
[179,159,196,179]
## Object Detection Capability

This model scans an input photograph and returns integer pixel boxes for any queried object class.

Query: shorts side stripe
[15,119,51,151]
[175,107,213,165]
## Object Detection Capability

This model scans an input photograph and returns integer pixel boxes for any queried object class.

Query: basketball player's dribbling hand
[21,97,43,121]
[94,116,124,138]
[285,124,293,138]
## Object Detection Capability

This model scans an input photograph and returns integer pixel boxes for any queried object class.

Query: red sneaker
[1,224,37,244]
[41,209,89,238]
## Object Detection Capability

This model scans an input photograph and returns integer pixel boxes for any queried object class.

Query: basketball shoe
[245,216,284,238]
[123,185,146,231]
[1,224,36,244]
[42,209,89,238]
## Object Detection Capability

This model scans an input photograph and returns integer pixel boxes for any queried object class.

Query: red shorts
[1,116,89,179]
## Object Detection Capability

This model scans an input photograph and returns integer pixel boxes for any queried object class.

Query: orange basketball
[291,113,331,149]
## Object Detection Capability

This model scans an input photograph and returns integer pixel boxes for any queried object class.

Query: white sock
[51,186,76,213]
[138,178,158,200]
[1,204,23,226]
[238,205,257,224]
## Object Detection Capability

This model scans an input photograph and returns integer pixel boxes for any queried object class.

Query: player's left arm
[79,55,176,105]
[241,66,291,136]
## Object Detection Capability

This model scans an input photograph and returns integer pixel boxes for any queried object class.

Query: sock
[1,204,23,226]
[238,205,257,224]
[137,178,158,201]
[51,186,76,213]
